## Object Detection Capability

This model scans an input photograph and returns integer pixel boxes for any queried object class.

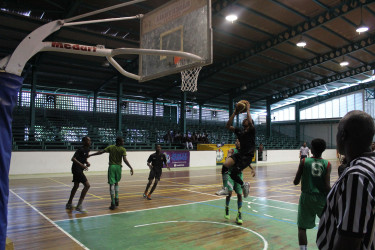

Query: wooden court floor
[7,160,340,249]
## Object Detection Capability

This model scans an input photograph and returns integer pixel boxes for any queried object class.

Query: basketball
[236,100,249,113]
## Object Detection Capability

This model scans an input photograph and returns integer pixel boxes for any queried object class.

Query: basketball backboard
[139,0,212,82]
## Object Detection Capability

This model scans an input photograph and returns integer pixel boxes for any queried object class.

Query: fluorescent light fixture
[340,61,349,67]
[225,14,238,22]
[356,25,369,34]
[296,40,306,48]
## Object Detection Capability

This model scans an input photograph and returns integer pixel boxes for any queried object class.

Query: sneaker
[115,198,119,206]
[147,195,152,200]
[236,212,243,225]
[65,203,73,210]
[242,182,250,198]
[75,205,86,212]
[216,187,229,196]
[224,206,230,220]
[143,193,147,198]
[109,203,116,210]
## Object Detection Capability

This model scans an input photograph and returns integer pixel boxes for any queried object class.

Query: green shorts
[224,172,243,195]
[108,164,122,184]
[297,192,326,229]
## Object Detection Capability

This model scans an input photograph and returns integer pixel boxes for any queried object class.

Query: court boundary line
[134,220,268,250]
[54,197,224,223]
[9,189,89,250]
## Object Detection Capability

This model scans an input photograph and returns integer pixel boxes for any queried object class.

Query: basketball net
[175,57,202,92]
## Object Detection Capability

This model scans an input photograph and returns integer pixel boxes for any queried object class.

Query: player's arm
[123,155,134,175]
[147,162,152,170]
[71,157,87,170]
[88,150,105,157]
[245,102,254,129]
[324,162,332,193]
[293,159,304,185]
[225,108,239,132]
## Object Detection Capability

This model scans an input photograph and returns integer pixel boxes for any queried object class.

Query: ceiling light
[356,5,369,34]
[296,37,306,48]
[356,24,369,34]
[225,14,238,23]
[340,56,349,67]
[340,61,349,67]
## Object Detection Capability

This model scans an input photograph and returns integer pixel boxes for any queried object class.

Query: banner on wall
[197,144,256,164]
[162,150,190,168]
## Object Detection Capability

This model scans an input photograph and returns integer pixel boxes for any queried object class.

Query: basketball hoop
[175,57,202,92]
[180,66,202,92]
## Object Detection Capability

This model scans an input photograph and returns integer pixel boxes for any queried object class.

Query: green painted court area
[56,197,320,249]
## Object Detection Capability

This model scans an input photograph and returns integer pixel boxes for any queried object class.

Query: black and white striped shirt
[317,152,375,250]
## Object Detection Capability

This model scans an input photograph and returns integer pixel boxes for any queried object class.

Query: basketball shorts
[108,164,122,184]
[297,192,326,229]
[148,168,162,181]
[230,152,253,171]
[224,171,243,195]
[72,169,87,184]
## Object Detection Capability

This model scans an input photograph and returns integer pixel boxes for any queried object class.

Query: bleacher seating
[11,107,301,151]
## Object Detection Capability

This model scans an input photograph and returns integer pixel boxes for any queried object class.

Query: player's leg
[297,193,315,249]
[113,165,122,207]
[144,169,155,197]
[298,227,307,249]
[76,173,90,211]
[66,181,79,209]
[224,175,234,219]
[148,170,161,200]
[234,174,243,225]
[107,165,117,210]
[225,190,232,220]
[216,166,229,195]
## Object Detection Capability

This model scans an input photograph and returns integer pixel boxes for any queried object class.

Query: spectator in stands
[174,131,182,143]
[191,132,198,145]
[163,131,172,143]
[317,110,375,250]
[299,142,310,160]
[258,143,264,161]
[184,132,193,150]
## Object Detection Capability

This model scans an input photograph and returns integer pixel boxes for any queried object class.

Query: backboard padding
[140,0,212,82]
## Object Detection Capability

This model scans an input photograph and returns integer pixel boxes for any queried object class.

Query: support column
[18,86,22,108]
[180,92,187,134]
[93,91,98,114]
[152,97,156,122]
[266,99,271,137]
[295,102,300,143]
[29,66,36,141]
[199,103,203,127]
[116,77,123,136]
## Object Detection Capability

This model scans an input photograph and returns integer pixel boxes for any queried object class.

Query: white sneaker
[242,182,250,198]
[216,187,229,196]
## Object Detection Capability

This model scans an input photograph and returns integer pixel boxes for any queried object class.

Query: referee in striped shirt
[317,110,375,250]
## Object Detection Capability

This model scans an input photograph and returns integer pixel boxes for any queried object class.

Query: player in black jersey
[66,136,91,212]
[223,101,255,198]
[143,145,170,200]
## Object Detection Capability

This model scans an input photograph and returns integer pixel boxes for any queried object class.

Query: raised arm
[226,111,238,132]
[246,102,253,128]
